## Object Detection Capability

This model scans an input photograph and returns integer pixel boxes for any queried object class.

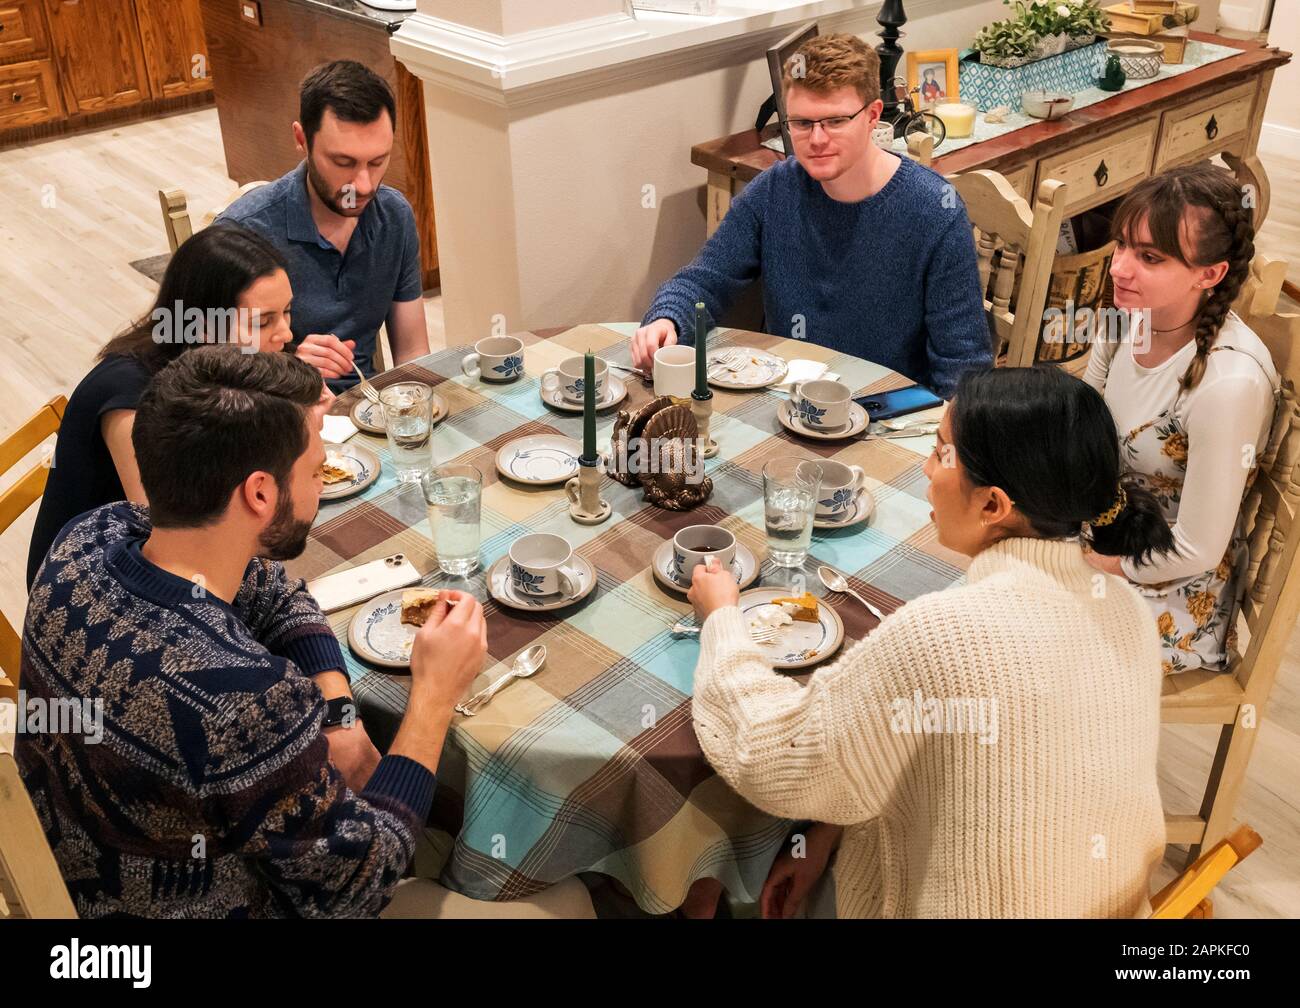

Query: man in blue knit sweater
[17,348,487,917]
[633,33,992,398]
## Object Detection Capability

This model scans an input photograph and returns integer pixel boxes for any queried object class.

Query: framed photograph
[906,49,960,106]
[766,22,819,156]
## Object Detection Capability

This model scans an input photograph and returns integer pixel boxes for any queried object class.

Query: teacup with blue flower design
[541,356,608,405]
[508,532,582,597]
[670,525,737,587]
[791,379,852,430]
[463,335,526,382]
[814,460,867,519]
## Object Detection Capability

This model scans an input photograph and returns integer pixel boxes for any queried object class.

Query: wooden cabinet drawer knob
[12,92,23,104]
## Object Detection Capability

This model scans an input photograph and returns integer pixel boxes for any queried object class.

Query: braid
[1178,195,1255,392]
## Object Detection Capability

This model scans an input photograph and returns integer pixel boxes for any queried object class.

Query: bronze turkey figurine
[607,396,713,510]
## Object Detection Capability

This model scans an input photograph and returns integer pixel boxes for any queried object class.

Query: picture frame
[906,48,961,106]
[766,21,819,156]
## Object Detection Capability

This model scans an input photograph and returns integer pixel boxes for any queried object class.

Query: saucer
[777,399,869,440]
[651,539,761,594]
[707,348,788,390]
[320,441,382,501]
[495,434,582,486]
[486,554,598,612]
[738,588,845,671]
[540,375,628,413]
[814,487,876,529]
[350,392,446,435]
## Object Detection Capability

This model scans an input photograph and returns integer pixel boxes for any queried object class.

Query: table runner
[286,323,969,913]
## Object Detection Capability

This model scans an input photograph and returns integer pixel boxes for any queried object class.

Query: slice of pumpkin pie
[770,591,820,623]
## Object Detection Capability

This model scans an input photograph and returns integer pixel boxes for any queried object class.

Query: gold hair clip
[1091,486,1127,527]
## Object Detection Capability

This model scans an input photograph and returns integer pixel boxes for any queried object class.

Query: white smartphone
[307,554,422,614]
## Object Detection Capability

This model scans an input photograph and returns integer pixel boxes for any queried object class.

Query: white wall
[1262,0,1300,157]
[398,0,1015,344]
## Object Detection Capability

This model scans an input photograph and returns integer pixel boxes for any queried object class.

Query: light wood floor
[0,109,1297,917]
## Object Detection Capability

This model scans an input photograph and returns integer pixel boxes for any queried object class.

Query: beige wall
[410,0,1013,344]
[1265,0,1300,140]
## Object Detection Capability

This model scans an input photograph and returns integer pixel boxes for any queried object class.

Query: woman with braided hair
[1083,164,1280,673]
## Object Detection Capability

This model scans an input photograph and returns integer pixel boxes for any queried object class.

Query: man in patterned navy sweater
[17,347,487,917]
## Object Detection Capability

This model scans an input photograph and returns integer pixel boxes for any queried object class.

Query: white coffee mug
[508,533,581,597]
[814,460,866,518]
[670,525,737,586]
[541,356,608,405]
[791,379,852,430]
[463,335,524,382]
[653,344,696,399]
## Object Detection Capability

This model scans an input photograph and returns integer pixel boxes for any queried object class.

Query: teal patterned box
[961,42,1107,112]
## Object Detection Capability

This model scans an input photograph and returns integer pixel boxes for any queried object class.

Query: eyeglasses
[781,102,871,136]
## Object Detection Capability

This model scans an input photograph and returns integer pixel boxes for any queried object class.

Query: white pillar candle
[934,102,976,139]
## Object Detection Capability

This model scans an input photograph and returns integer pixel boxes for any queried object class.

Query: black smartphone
[853,383,945,422]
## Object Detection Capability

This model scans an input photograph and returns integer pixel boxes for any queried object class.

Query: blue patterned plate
[320,441,382,501]
[347,588,419,670]
[494,434,582,486]
[539,374,627,413]
[349,392,447,434]
[777,399,869,441]
[706,347,788,390]
[738,588,844,671]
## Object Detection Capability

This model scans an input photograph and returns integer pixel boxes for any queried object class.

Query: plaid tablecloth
[286,323,969,913]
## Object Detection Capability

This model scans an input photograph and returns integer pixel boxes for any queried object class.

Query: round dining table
[286,322,967,914]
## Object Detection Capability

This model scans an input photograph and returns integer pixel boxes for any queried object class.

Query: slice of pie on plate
[319,457,353,484]
[770,591,820,623]
[400,588,441,627]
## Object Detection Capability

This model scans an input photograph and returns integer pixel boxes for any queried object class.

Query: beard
[305,153,370,218]
[258,485,314,561]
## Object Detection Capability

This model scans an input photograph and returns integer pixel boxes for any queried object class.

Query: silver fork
[353,364,382,405]
[671,619,781,644]
[707,348,748,375]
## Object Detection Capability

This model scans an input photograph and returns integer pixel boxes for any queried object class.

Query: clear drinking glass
[763,458,822,568]
[380,382,434,481]
[422,464,482,576]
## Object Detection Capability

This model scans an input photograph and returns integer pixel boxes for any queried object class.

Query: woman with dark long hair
[688,366,1174,918]
[1082,164,1279,674]
[27,225,298,585]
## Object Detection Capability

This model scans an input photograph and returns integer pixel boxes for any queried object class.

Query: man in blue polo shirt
[219,60,429,391]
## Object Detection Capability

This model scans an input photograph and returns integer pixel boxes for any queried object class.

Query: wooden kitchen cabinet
[134,0,212,100]
[42,0,150,115]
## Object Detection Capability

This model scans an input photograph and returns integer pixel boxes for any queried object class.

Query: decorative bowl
[1106,39,1163,80]
[1021,90,1075,120]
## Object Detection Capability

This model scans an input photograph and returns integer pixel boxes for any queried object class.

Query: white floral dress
[1118,346,1276,674]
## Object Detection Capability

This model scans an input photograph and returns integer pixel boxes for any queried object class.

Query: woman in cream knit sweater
[689,367,1173,918]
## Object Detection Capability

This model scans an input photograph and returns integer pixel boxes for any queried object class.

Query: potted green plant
[972,17,1038,68]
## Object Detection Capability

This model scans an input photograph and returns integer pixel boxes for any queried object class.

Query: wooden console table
[693,34,1290,237]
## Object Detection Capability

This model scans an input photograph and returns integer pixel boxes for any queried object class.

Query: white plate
[738,588,845,671]
[486,554,598,612]
[495,434,582,485]
[651,539,761,594]
[540,375,628,413]
[777,399,870,441]
[814,487,876,529]
[347,588,419,670]
[349,392,446,435]
[320,441,382,500]
[707,347,788,390]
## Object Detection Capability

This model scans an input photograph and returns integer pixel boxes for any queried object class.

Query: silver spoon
[817,566,887,624]
[878,416,939,432]
[456,644,546,716]
[606,362,651,381]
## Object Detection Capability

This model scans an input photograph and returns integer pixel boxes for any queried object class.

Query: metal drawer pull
[12,92,23,104]
[1094,159,1109,187]
[1205,114,1218,140]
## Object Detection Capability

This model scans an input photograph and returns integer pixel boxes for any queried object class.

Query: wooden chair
[948,170,1069,368]
[157,181,268,253]
[0,396,66,703]
[1161,258,1300,863]
[1149,825,1262,919]
[0,748,77,918]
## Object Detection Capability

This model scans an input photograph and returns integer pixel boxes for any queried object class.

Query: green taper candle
[694,301,709,397]
[582,350,596,463]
